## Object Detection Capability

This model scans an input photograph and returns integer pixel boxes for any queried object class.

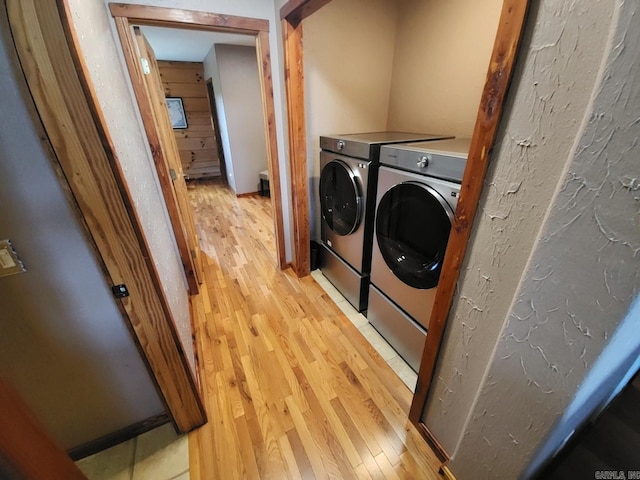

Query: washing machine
[319,132,453,312]
[368,138,470,371]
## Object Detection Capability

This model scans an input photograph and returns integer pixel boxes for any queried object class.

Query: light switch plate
[0,239,26,277]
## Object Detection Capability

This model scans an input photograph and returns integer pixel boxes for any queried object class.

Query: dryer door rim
[375,180,454,289]
[404,180,455,222]
[319,159,364,236]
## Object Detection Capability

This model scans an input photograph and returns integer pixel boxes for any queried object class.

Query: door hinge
[169,168,177,181]
[140,57,151,75]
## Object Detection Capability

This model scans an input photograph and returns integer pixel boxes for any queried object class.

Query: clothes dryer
[319,132,453,312]
[368,138,470,371]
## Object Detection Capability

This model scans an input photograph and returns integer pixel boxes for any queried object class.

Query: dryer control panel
[379,138,470,183]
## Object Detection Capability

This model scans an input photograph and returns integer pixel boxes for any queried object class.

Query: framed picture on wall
[165,97,188,129]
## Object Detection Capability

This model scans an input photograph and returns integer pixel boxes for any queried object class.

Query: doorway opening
[110,4,287,272]
[133,23,276,265]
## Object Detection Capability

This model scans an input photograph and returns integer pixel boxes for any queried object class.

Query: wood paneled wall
[158,61,220,179]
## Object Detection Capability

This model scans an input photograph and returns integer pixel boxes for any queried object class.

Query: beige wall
[203,43,234,189]
[303,0,502,239]
[303,0,400,239]
[303,0,399,137]
[387,0,503,137]
[213,44,269,195]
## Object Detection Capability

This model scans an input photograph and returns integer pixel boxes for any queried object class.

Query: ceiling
[139,25,255,62]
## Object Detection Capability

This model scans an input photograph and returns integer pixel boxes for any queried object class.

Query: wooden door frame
[282,11,309,278]
[6,0,206,433]
[130,28,206,297]
[109,3,287,270]
[114,22,202,296]
[280,0,530,460]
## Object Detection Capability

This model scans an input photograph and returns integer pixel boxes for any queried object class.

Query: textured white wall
[302,0,400,240]
[420,1,640,478]
[387,0,503,138]
[0,16,163,448]
[421,0,614,456]
[215,44,269,195]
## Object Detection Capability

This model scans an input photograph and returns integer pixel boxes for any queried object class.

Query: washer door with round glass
[319,160,363,236]
[375,181,454,289]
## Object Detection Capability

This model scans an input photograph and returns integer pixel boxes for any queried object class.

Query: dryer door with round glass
[375,181,453,289]
[319,159,362,236]
[319,153,372,274]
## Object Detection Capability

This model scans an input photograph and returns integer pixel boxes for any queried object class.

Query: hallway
[186,180,442,478]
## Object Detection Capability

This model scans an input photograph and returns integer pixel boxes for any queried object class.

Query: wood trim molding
[280,0,335,277]
[7,0,206,432]
[109,3,287,271]
[440,464,457,480]
[67,413,169,461]
[109,3,268,33]
[280,0,333,25]
[417,422,449,463]
[409,0,531,423]
[282,18,310,277]
[113,18,200,294]
[0,378,86,479]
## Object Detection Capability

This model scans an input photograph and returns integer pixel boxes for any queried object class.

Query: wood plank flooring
[187,179,442,479]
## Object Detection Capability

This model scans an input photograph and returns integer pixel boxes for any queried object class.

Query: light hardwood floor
[187,179,442,479]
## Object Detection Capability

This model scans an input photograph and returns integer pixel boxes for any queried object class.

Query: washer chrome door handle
[417,155,429,168]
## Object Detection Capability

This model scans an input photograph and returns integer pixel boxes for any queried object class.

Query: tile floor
[76,423,189,480]
[311,270,418,390]
[77,270,416,479]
